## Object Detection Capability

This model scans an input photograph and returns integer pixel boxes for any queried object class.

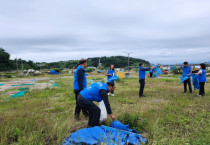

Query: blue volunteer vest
[139,67,146,79]
[80,82,109,102]
[199,69,206,82]
[107,69,115,82]
[74,65,87,90]
[183,66,191,77]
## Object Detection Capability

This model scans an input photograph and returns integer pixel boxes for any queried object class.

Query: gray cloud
[0,0,210,64]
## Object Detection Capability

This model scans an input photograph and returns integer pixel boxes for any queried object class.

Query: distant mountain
[39,56,150,69]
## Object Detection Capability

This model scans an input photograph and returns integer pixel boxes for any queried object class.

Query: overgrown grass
[0,75,209,144]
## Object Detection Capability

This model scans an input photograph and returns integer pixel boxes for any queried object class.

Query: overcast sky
[0,0,210,64]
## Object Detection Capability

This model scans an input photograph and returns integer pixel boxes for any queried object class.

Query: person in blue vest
[77,82,116,127]
[139,62,156,97]
[194,63,207,96]
[106,64,115,96]
[182,62,192,94]
[74,58,88,120]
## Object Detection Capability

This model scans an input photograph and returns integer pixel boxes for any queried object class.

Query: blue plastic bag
[153,65,162,75]
[153,73,158,78]
[192,74,199,90]
[107,76,119,83]
[180,76,189,84]
[110,120,129,131]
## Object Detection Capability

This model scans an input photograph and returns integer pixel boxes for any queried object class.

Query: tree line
[0,48,39,71]
[0,48,150,71]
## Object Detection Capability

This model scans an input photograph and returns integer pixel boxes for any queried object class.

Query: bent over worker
[139,62,156,97]
[77,82,116,127]
[74,58,88,120]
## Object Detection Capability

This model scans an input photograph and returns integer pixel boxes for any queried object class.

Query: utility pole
[123,52,134,68]
[21,59,23,70]
[99,58,101,68]
[16,58,18,71]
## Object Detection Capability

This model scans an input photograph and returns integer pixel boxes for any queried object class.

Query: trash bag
[192,74,199,90]
[110,120,129,131]
[180,76,189,84]
[107,76,119,83]
[99,101,107,122]
[153,73,158,78]
[153,65,162,75]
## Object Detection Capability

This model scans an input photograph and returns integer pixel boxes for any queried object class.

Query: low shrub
[118,112,148,133]
[5,74,12,78]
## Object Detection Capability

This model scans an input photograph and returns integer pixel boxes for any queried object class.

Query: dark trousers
[183,78,192,93]
[149,72,153,78]
[139,79,145,96]
[77,94,101,127]
[199,82,205,96]
[74,90,88,117]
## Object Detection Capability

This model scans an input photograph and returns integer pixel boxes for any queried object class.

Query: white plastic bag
[99,101,107,122]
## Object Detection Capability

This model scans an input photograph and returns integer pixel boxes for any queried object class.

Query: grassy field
[0,74,209,145]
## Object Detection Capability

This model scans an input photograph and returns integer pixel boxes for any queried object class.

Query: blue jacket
[139,67,151,79]
[183,66,191,77]
[199,69,206,82]
[74,65,87,90]
[107,69,115,82]
[80,82,109,102]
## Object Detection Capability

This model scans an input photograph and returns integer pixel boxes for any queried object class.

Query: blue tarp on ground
[53,83,59,86]
[50,70,60,75]
[107,76,119,83]
[11,84,22,86]
[0,84,5,86]
[9,90,28,98]
[153,65,162,75]
[192,74,199,90]
[153,73,158,78]
[21,84,34,86]
[180,76,189,84]
[63,121,146,145]
[50,70,56,75]
[18,87,30,90]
